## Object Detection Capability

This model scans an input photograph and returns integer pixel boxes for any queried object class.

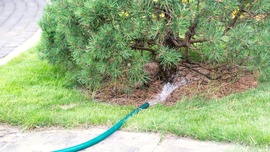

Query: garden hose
[53,102,150,152]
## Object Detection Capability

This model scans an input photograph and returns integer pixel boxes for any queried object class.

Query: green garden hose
[53,102,150,152]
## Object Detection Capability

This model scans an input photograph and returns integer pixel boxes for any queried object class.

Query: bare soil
[95,63,258,106]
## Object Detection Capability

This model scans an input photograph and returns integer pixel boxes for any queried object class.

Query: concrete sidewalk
[0,125,241,152]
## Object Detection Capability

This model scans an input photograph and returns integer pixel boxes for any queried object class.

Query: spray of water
[148,77,187,106]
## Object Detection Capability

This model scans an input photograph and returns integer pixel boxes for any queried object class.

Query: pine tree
[39,0,269,92]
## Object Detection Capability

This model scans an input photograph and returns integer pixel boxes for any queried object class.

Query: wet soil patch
[94,63,258,106]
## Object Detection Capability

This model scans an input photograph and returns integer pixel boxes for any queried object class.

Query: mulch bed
[94,63,258,106]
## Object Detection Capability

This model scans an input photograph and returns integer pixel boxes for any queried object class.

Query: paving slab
[0,127,161,152]
[154,136,237,152]
[0,125,241,152]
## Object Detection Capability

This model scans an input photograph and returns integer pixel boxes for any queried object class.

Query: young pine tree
[39,0,269,92]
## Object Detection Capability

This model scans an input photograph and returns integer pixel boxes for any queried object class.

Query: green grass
[0,47,269,148]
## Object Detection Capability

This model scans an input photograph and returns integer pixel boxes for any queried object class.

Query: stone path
[0,125,241,152]
[0,0,46,59]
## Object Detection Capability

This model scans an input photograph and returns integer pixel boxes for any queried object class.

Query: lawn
[0,47,269,148]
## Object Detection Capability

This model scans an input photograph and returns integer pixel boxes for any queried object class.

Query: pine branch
[169,36,207,47]
[223,5,244,36]
[131,45,156,55]
[190,39,208,43]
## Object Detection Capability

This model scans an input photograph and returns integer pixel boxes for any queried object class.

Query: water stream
[148,77,188,106]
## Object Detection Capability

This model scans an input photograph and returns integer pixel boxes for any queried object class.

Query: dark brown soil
[166,75,258,105]
[94,63,258,106]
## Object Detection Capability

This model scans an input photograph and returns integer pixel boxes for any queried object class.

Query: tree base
[92,63,257,106]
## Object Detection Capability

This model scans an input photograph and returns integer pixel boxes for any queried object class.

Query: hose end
[139,102,150,109]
